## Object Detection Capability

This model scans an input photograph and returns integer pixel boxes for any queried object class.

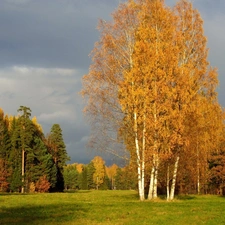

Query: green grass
[1,191,225,225]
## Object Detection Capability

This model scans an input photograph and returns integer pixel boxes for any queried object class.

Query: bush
[35,175,50,193]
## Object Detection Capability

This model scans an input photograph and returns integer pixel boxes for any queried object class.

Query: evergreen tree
[87,161,95,189]
[63,164,79,190]
[8,106,57,193]
[9,117,22,192]
[100,174,110,190]
[29,115,57,191]
[80,165,88,190]
[0,109,11,191]
[0,109,11,160]
[29,137,57,191]
[46,124,69,191]
[115,168,124,190]
[208,141,225,195]
[114,166,137,190]
[17,106,35,192]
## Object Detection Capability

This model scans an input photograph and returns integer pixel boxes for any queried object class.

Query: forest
[0,106,69,193]
[1,104,224,197]
[0,106,135,193]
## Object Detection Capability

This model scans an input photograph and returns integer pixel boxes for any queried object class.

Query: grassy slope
[0,191,225,225]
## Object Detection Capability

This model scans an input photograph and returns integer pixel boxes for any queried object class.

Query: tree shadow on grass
[64,190,92,194]
[108,191,139,201]
[0,193,30,196]
[155,195,196,201]
[176,195,197,200]
[217,195,225,198]
[0,202,88,225]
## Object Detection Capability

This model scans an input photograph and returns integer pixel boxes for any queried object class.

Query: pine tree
[9,117,22,192]
[115,168,124,190]
[29,136,57,191]
[0,109,11,191]
[46,124,69,191]
[17,106,35,193]
[0,109,11,160]
[63,164,79,190]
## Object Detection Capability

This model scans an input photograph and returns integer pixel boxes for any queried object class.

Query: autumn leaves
[81,0,223,200]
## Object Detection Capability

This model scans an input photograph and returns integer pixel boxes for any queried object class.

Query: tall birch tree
[166,0,221,199]
[119,0,180,200]
[81,0,222,201]
[81,0,139,161]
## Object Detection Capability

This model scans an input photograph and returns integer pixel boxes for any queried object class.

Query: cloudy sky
[0,0,224,165]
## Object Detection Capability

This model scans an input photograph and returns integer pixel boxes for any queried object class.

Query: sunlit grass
[1,191,225,225]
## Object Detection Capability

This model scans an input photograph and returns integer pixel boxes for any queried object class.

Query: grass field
[1,190,225,225]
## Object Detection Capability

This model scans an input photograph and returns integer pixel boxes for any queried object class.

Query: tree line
[65,153,225,195]
[0,106,69,193]
[1,105,224,195]
[63,156,136,191]
[81,0,225,200]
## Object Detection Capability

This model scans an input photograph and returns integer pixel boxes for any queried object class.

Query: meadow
[1,190,225,225]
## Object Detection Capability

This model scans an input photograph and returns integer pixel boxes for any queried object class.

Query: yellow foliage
[76,163,84,173]
[0,108,4,119]
[81,0,223,198]
[92,156,106,188]
[105,164,118,178]
[32,116,43,133]
[29,182,36,193]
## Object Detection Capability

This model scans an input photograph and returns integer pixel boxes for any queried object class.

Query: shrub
[35,175,50,193]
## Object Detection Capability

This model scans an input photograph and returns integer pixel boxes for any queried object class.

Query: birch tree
[81,0,139,160]
[81,0,145,198]
[92,156,106,190]
[166,0,222,199]
[119,0,181,200]
[81,0,222,201]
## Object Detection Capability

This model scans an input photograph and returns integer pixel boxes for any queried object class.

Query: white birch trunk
[197,137,200,194]
[141,114,146,199]
[148,164,155,200]
[153,155,158,199]
[197,170,200,195]
[137,162,144,201]
[148,90,158,200]
[149,23,159,200]
[170,156,180,200]
[134,111,145,201]
[167,165,170,201]
[128,39,145,200]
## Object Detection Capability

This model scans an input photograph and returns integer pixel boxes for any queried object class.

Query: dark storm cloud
[0,0,119,69]
[195,0,225,106]
[193,0,225,16]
